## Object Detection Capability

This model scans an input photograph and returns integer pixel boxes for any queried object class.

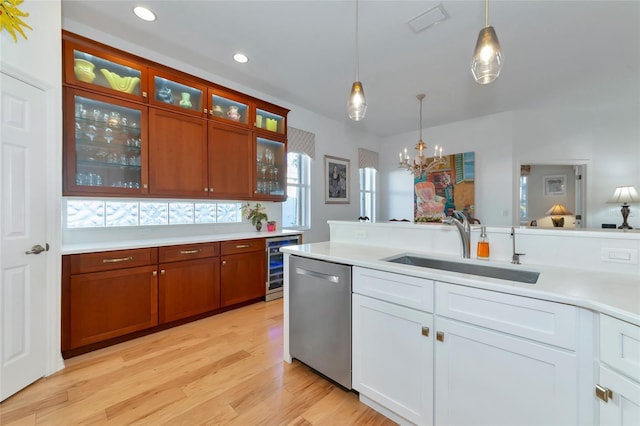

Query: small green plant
[241,202,268,226]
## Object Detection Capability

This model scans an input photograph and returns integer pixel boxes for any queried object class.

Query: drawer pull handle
[595,384,613,403]
[421,326,430,337]
[235,244,251,249]
[102,256,133,264]
[436,331,445,342]
[180,249,202,255]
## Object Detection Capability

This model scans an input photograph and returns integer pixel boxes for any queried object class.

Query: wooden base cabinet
[352,294,433,426]
[158,243,220,323]
[69,265,158,349]
[220,239,265,307]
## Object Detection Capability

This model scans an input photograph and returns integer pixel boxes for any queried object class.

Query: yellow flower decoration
[0,0,32,42]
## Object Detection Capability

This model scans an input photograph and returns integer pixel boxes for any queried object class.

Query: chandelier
[399,94,445,178]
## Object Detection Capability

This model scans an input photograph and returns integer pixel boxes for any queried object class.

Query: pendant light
[471,0,503,84]
[347,0,367,121]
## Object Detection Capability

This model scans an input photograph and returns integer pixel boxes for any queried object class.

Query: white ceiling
[61,1,640,138]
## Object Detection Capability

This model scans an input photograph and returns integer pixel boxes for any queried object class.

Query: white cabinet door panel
[353,294,433,425]
[435,317,578,426]
[599,365,640,426]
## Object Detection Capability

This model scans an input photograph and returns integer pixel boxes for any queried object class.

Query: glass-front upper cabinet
[254,100,289,136]
[255,137,286,199]
[149,69,206,117]
[63,39,148,102]
[207,88,251,127]
[64,88,148,196]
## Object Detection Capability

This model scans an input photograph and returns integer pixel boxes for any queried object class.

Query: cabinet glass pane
[256,108,284,134]
[154,77,203,112]
[256,138,285,196]
[73,49,142,95]
[74,95,143,189]
[211,95,248,125]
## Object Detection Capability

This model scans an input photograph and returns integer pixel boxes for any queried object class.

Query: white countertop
[62,229,303,255]
[282,241,640,327]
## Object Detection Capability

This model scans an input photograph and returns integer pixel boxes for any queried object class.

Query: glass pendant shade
[471,25,503,84]
[347,81,367,121]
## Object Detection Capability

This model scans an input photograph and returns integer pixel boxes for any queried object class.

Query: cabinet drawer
[69,248,158,274]
[353,267,434,313]
[600,314,640,379]
[221,238,264,255]
[159,242,219,263]
[436,282,578,350]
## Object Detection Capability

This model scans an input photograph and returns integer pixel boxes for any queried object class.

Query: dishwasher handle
[295,267,340,283]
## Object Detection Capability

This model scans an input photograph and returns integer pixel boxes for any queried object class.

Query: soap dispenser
[477,226,490,260]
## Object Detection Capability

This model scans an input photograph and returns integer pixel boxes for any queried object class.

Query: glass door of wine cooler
[266,235,301,301]
[65,89,148,195]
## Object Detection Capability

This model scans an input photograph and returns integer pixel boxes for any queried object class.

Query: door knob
[25,244,48,255]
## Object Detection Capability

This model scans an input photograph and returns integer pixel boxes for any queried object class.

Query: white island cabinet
[351,267,596,426]
[352,267,434,425]
[434,282,586,426]
[597,314,640,426]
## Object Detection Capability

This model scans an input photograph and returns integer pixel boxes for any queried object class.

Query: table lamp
[607,186,639,229]
[546,203,573,227]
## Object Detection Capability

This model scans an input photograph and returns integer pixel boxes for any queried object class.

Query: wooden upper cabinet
[207,88,252,129]
[148,108,208,197]
[63,38,148,103]
[208,121,253,199]
[148,68,207,117]
[63,88,149,196]
[253,100,289,137]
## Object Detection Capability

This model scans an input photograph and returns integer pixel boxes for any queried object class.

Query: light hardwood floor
[0,299,395,425]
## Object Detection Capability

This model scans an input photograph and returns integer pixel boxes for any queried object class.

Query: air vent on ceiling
[407,3,450,33]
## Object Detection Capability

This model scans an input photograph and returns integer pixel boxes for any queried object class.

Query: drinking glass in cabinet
[73,95,143,189]
[73,49,142,96]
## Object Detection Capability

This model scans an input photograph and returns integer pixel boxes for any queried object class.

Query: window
[283,152,310,228]
[359,167,376,221]
[519,175,528,223]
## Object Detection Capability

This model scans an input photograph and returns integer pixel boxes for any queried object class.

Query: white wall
[1,0,64,374]
[380,98,640,230]
[62,20,380,244]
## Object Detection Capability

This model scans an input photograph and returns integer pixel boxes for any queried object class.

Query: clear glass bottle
[477,225,490,260]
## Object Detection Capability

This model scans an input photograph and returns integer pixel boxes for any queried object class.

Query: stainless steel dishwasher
[289,255,352,389]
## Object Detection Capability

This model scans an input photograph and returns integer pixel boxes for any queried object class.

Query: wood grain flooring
[0,299,396,425]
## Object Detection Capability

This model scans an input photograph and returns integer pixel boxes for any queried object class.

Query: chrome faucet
[443,211,471,258]
[510,227,525,264]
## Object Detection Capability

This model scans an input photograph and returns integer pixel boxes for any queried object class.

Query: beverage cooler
[266,235,301,301]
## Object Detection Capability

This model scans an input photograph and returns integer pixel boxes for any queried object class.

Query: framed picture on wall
[324,155,350,204]
[543,174,566,196]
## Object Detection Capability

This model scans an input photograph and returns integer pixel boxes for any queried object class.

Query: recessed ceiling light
[233,53,249,64]
[133,6,156,22]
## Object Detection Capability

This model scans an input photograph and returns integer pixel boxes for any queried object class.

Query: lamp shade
[347,81,367,121]
[608,186,639,205]
[546,203,573,216]
[471,26,503,84]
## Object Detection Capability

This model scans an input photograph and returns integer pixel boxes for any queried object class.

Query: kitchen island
[282,221,640,426]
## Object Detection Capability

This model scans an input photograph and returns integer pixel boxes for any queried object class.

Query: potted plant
[241,202,268,231]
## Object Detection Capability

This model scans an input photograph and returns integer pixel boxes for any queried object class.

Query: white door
[598,366,640,426]
[0,73,48,401]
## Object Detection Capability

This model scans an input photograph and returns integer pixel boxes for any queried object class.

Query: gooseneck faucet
[511,227,525,264]
[443,211,471,258]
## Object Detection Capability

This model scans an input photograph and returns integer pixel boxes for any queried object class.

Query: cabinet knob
[222,260,227,265]
[421,326,430,337]
[160,269,166,275]
[436,331,445,342]
[142,91,148,98]
[204,188,209,192]
[595,384,613,403]
[152,270,157,277]
[143,184,148,189]
[204,108,208,114]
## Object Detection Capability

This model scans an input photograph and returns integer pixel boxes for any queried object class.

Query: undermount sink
[385,255,540,284]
